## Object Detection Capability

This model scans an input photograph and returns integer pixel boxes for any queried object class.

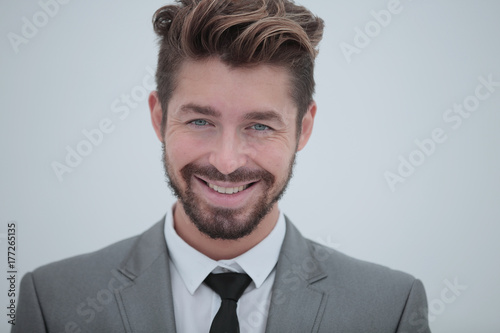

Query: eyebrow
[180,104,221,117]
[179,103,285,125]
[243,111,285,125]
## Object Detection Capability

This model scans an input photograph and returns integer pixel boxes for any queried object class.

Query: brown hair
[152,0,324,134]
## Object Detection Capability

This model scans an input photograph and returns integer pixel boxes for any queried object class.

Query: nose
[208,130,247,175]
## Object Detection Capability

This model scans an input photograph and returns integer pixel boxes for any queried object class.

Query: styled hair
[152,0,324,134]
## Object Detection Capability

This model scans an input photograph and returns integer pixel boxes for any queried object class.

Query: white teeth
[208,183,249,194]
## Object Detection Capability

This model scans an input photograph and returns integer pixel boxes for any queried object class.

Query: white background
[1,0,499,332]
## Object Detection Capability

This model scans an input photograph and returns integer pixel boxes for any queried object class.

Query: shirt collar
[164,205,286,295]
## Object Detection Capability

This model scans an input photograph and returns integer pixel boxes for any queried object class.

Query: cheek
[165,133,209,167]
[251,143,294,176]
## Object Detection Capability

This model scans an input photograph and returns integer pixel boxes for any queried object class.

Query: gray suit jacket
[13,217,430,332]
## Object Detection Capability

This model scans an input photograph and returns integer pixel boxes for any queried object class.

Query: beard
[162,144,296,240]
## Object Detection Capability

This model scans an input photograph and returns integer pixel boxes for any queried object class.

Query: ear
[149,91,164,142]
[297,101,317,151]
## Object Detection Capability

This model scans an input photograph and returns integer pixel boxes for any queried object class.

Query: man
[14,0,431,332]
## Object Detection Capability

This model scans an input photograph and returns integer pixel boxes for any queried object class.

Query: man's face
[150,58,315,240]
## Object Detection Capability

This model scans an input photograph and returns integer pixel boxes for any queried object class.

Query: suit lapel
[265,217,329,333]
[111,216,332,332]
[115,218,177,333]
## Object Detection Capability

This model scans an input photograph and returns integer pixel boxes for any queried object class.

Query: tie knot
[204,273,252,301]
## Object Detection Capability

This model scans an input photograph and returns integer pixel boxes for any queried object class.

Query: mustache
[180,163,275,185]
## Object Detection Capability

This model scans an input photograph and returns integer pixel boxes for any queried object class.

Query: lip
[193,176,259,208]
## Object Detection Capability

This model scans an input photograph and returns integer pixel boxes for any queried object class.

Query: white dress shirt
[164,207,286,333]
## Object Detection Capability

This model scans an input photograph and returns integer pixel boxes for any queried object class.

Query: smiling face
[150,58,315,241]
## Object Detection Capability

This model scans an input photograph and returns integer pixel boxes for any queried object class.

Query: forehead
[168,58,296,118]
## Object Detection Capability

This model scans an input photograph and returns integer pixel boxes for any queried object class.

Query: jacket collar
[116,217,177,332]
[265,216,330,332]
[114,216,331,333]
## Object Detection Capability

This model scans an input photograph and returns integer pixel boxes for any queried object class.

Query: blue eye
[191,119,208,126]
[252,124,269,131]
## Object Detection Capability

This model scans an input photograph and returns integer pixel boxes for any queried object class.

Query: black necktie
[204,272,252,333]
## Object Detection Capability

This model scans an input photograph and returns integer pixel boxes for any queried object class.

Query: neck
[172,201,279,260]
